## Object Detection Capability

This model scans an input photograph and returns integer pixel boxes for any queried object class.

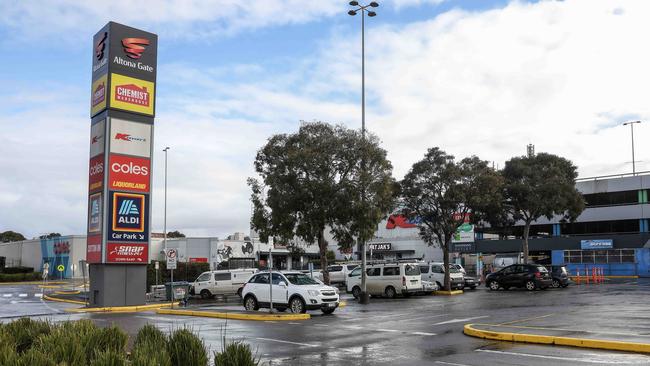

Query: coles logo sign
[107,243,147,263]
[109,154,150,193]
[88,154,104,192]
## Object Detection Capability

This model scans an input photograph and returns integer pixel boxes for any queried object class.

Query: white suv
[242,271,340,314]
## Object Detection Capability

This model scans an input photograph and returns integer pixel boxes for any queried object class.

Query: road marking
[412,332,437,336]
[393,313,449,323]
[376,328,400,333]
[18,294,28,297]
[499,313,555,325]
[255,337,319,348]
[342,325,364,330]
[264,321,277,324]
[34,293,43,298]
[475,349,633,364]
[288,322,302,325]
[433,316,488,325]
[314,324,329,327]
[435,361,472,366]
[3,294,12,297]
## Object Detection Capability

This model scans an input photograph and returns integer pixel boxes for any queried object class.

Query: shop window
[581,251,595,264]
[621,250,636,263]
[594,250,607,263]
[565,250,582,263]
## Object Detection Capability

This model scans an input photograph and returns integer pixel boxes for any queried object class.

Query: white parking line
[376,328,400,333]
[433,316,488,325]
[255,337,319,348]
[313,324,329,327]
[3,294,12,297]
[34,293,43,298]
[412,332,437,336]
[475,349,626,363]
[18,294,28,297]
[342,325,364,330]
[287,322,302,325]
[435,361,472,366]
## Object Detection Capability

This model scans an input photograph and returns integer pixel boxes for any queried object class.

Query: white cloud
[2,0,650,239]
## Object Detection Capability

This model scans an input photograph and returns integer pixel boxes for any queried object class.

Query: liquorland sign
[86,22,156,265]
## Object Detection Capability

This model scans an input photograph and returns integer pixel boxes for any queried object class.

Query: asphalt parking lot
[3,279,650,365]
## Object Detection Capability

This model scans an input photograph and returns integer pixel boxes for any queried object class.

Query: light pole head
[349,1,359,5]
[163,146,170,151]
[370,1,379,7]
[623,120,641,126]
[348,10,357,16]
[368,11,377,17]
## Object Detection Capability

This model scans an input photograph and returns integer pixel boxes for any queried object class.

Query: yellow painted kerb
[43,294,87,305]
[65,302,178,313]
[435,290,464,296]
[464,323,650,354]
[156,308,311,321]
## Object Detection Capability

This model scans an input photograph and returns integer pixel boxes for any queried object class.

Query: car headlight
[308,290,320,296]
[334,288,339,294]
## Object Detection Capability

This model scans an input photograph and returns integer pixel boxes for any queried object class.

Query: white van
[419,262,465,290]
[327,263,358,284]
[346,262,421,299]
[190,269,257,299]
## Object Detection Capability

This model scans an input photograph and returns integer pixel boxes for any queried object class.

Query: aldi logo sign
[88,192,102,233]
[107,243,147,263]
[109,191,148,242]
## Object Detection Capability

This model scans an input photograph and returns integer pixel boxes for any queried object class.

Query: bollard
[585,267,590,284]
[576,269,581,285]
[592,267,596,284]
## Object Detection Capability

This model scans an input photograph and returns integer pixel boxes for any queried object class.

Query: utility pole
[623,121,641,175]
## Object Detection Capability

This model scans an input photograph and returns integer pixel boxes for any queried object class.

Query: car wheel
[489,280,500,291]
[200,289,212,299]
[385,286,397,299]
[289,297,306,314]
[525,281,536,291]
[561,284,569,288]
[352,286,361,299]
[243,295,258,311]
[552,279,560,288]
[321,308,336,315]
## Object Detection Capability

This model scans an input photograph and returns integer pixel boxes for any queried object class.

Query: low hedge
[0,272,42,282]
[1,266,34,274]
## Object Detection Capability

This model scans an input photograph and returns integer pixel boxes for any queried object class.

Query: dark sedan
[546,265,570,288]
[486,264,552,291]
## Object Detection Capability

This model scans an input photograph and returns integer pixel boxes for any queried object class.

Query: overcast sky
[1,0,648,239]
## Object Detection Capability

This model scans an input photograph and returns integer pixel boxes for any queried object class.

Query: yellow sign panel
[109,73,155,116]
[90,73,108,117]
[57,264,65,272]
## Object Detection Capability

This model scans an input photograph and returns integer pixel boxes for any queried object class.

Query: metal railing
[576,171,650,182]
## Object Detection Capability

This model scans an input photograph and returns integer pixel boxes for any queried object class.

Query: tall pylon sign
[87,22,157,307]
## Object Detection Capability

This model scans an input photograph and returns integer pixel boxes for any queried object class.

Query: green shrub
[17,349,55,366]
[168,328,208,366]
[84,324,127,362]
[0,272,41,282]
[90,349,127,366]
[134,324,167,350]
[33,319,97,365]
[0,343,19,366]
[3,318,51,353]
[2,266,34,274]
[131,340,172,366]
[214,341,260,366]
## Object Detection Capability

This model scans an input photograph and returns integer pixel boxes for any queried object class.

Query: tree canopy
[502,152,585,263]
[166,231,186,238]
[248,122,396,284]
[39,233,61,239]
[400,147,503,290]
[0,231,26,243]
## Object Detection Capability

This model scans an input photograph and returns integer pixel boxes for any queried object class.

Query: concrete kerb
[43,294,179,313]
[0,281,67,286]
[156,308,311,321]
[464,323,650,354]
[42,294,87,305]
[435,290,464,296]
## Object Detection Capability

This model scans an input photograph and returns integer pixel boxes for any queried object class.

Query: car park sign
[166,248,177,270]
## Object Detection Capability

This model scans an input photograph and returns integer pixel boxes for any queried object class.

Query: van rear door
[213,272,232,294]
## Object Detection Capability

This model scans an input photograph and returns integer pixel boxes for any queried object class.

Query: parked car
[546,265,570,288]
[463,275,478,290]
[418,280,439,294]
[241,271,340,314]
[327,264,357,285]
[450,263,466,275]
[190,269,257,299]
[346,262,422,299]
[419,262,465,290]
[485,264,552,291]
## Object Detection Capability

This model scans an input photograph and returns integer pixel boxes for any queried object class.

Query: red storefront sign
[189,257,208,263]
[108,154,150,193]
[87,234,102,263]
[88,154,104,193]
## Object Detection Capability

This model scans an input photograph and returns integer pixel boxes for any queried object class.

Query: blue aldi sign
[109,191,149,242]
[581,239,613,250]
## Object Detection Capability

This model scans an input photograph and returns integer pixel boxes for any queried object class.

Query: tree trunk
[443,236,451,291]
[522,220,531,264]
[318,229,330,285]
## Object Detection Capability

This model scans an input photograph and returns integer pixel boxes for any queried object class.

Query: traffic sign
[166,248,177,270]
[57,264,65,272]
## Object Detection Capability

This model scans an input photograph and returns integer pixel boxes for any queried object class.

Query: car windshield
[284,273,319,285]
[449,267,460,273]
[537,266,548,273]
[404,264,420,276]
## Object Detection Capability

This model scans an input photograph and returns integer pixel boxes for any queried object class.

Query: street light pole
[349,1,378,305]
[163,147,170,254]
[623,121,641,175]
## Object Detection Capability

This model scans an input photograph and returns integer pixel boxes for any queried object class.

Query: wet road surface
[2,279,650,365]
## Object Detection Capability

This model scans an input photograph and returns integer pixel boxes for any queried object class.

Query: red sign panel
[386,215,417,229]
[89,154,104,193]
[107,243,148,263]
[87,234,102,263]
[108,154,150,193]
[189,257,208,263]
